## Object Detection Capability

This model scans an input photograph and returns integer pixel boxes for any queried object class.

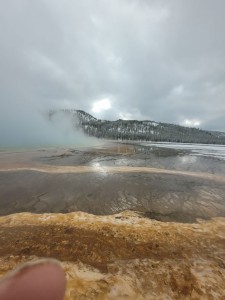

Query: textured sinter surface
[1,167,225,222]
[0,211,225,299]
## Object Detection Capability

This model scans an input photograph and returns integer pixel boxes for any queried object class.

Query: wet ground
[1,142,225,299]
[0,141,225,222]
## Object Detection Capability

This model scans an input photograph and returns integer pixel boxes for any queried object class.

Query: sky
[1,0,225,146]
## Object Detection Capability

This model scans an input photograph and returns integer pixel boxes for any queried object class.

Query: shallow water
[0,141,225,222]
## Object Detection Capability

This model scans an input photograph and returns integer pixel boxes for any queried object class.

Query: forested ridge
[48,109,225,145]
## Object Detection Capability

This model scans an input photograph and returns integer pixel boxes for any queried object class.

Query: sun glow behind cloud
[183,119,201,127]
[92,98,111,114]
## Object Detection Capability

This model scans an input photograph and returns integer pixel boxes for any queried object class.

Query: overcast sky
[1,0,225,146]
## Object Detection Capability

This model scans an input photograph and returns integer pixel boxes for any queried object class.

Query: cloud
[0,0,225,147]
[92,98,111,114]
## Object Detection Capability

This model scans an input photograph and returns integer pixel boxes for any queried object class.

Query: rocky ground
[0,211,225,299]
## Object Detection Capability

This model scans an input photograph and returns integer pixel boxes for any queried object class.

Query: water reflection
[141,142,225,160]
[90,161,108,177]
[178,155,197,164]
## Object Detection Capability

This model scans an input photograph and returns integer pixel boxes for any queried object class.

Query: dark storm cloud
[1,0,225,146]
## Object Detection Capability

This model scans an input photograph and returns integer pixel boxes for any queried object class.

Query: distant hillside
[48,109,225,145]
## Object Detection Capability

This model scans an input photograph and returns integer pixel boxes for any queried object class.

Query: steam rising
[0,108,97,148]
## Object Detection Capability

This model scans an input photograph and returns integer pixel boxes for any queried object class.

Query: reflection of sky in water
[90,162,108,177]
[142,143,225,161]
[179,155,197,164]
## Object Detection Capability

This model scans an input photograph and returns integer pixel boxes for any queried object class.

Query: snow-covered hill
[48,110,225,145]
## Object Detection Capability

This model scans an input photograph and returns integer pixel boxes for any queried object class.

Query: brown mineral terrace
[0,211,225,299]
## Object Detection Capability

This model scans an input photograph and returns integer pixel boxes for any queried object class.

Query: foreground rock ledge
[0,211,225,299]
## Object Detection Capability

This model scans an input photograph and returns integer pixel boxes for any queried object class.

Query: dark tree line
[49,110,225,145]
[80,117,225,145]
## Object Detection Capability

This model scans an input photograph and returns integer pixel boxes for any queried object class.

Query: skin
[0,259,66,300]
